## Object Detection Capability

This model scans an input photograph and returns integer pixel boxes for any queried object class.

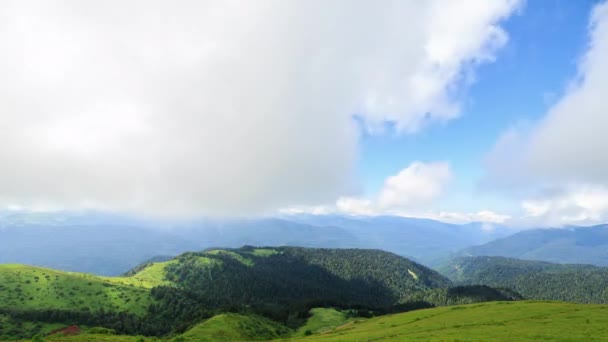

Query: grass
[295,308,355,336]
[248,249,281,257]
[11,301,608,341]
[180,313,291,341]
[205,250,254,266]
[43,334,155,341]
[0,264,152,315]
[101,260,178,288]
[292,301,608,341]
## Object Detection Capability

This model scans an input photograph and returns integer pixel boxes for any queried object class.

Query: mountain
[274,214,516,264]
[0,211,517,275]
[458,224,608,266]
[442,256,608,303]
[0,247,452,338]
[1,246,523,340]
[0,213,359,275]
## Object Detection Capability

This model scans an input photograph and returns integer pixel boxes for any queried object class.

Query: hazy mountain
[457,224,608,266]
[286,214,516,264]
[0,211,516,275]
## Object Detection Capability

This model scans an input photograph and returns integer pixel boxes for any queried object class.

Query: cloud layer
[0,1,519,216]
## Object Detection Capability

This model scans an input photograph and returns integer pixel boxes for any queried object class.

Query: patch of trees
[446,256,608,303]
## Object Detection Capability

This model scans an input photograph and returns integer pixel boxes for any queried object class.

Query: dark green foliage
[444,256,608,303]
[148,247,449,329]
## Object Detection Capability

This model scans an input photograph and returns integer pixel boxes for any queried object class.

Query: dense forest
[443,256,608,303]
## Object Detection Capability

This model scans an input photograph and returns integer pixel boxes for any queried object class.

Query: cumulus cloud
[486,1,608,188]
[377,162,452,209]
[282,162,451,217]
[281,161,512,224]
[296,162,449,214]
[519,184,608,226]
[0,0,520,216]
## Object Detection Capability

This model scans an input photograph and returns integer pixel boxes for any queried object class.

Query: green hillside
[15,301,608,341]
[294,308,353,337]
[442,256,608,303]
[1,247,454,339]
[146,246,451,331]
[180,313,291,341]
[294,301,608,341]
[0,264,152,315]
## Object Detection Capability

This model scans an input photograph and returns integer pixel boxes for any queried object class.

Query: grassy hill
[442,256,608,303]
[0,264,153,315]
[14,301,608,341]
[294,301,608,341]
[145,246,452,331]
[180,313,291,341]
[294,308,353,337]
[1,247,453,339]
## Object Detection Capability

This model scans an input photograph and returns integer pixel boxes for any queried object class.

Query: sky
[1,0,607,227]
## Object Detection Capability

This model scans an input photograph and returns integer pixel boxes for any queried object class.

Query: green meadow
[11,301,608,341]
[0,265,152,315]
[293,301,608,342]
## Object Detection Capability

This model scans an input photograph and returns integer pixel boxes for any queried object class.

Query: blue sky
[1,0,608,226]
[357,0,605,222]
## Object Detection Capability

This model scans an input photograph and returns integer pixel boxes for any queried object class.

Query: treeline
[0,308,170,336]
[445,256,608,303]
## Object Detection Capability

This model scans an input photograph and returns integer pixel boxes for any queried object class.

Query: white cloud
[282,162,452,217]
[336,197,377,216]
[519,184,608,226]
[280,162,511,225]
[378,162,452,209]
[432,210,511,224]
[338,161,453,216]
[0,1,520,216]
[486,1,608,189]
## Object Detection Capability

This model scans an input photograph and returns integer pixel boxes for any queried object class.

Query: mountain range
[0,211,516,275]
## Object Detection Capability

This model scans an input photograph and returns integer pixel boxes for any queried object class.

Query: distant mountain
[0,211,517,275]
[442,256,608,303]
[457,224,608,266]
[0,214,358,275]
[286,214,516,264]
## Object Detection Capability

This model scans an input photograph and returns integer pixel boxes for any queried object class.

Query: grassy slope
[293,301,608,341]
[0,264,153,315]
[295,308,353,337]
[102,260,178,288]
[180,313,291,341]
[19,301,608,341]
[43,334,149,342]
